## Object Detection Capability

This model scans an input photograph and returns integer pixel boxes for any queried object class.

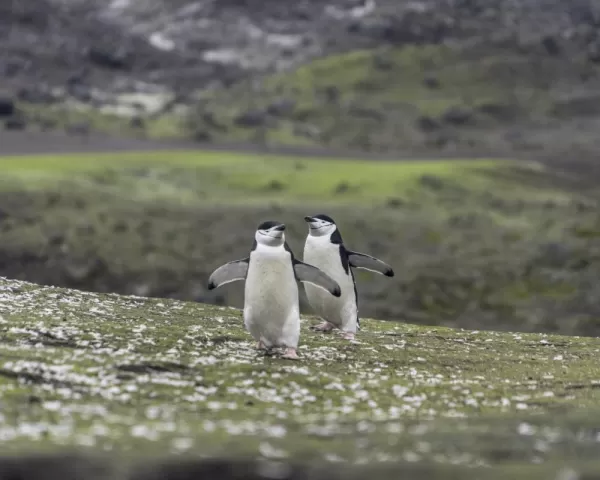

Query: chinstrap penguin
[303,214,394,341]
[207,220,342,359]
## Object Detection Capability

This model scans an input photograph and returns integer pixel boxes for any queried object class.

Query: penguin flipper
[207,258,249,290]
[294,262,342,297]
[347,251,394,277]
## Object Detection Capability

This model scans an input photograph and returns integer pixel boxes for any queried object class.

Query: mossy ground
[2,276,600,476]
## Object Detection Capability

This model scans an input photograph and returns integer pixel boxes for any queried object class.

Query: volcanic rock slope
[3,0,600,158]
[2,0,599,103]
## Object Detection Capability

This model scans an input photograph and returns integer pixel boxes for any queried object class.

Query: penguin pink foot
[313,321,335,332]
[341,331,355,341]
[281,347,299,360]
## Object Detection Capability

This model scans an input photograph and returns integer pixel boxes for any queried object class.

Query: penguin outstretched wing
[347,251,394,277]
[207,258,249,290]
[293,262,342,297]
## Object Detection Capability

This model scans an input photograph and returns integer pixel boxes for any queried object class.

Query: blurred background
[1,0,600,336]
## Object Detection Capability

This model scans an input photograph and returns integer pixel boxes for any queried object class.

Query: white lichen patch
[1,277,600,466]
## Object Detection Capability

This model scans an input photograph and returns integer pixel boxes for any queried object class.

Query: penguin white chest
[303,236,357,330]
[243,248,300,348]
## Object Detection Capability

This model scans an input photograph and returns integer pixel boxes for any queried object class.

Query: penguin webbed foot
[256,341,277,357]
[311,321,335,333]
[341,331,357,342]
[281,347,299,360]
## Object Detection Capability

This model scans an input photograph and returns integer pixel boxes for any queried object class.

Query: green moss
[0,150,576,206]
[2,276,600,473]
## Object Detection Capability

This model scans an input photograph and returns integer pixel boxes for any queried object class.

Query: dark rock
[423,76,440,89]
[0,97,15,117]
[234,110,268,127]
[372,54,393,70]
[350,9,450,45]
[355,79,379,92]
[322,85,340,104]
[551,94,600,117]
[68,84,93,103]
[441,106,473,125]
[478,102,518,121]
[541,35,560,56]
[194,130,212,142]
[88,46,131,70]
[113,221,128,233]
[535,242,573,268]
[419,174,445,190]
[0,59,22,77]
[17,86,57,104]
[347,21,361,34]
[264,180,285,191]
[425,133,451,148]
[48,234,65,247]
[66,72,86,88]
[130,117,146,129]
[4,116,26,130]
[266,98,296,117]
[66,122,91,136]
[386,197,405,208]
[334,182,351,194]
[201,112,226,131]
[65,73,92,102]
[417,115,441,132]
[348,105,384,121]
[588,40,600,63]
[39,118,58,131]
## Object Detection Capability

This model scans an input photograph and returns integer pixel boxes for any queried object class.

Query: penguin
[302,214,394,341]
[207,220,342,359]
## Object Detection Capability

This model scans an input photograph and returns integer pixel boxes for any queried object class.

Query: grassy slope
[0,151,599,336]
[0,151,536,204]
[2,276,600,477]
[187,43,600,151]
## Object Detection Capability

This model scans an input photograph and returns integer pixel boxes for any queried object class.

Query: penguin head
[255,220,286,247]
[304,214,337,238]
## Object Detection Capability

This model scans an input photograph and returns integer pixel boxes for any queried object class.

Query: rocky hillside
[3,0,600,158]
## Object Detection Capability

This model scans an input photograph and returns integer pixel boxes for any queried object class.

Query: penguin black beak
[304,216,314,222]
[273,224,286,232]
